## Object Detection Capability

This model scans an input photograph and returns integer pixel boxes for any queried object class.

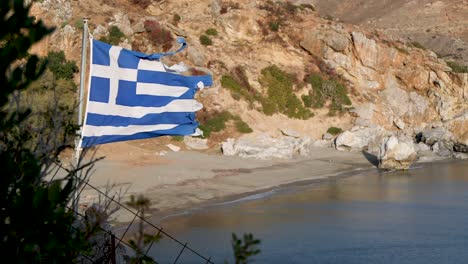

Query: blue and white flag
[79,38,212,148]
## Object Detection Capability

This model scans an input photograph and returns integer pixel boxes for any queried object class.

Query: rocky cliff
[31,0,467,163]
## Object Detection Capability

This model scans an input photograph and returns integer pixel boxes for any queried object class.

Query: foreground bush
[0,1,100,261]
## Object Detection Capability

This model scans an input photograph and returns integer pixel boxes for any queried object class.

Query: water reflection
[152,161,468,263]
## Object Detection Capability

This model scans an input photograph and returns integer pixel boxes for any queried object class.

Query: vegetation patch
[172,14,181,26]
[198,111,252,137]
[233,116,253,134]
[220,1,240,14]
[301,94,312,108]
[131,0,152,9]
[99,25,125,46]
[446,61,468,73]
[45,51,78,80]
[410,41,427,50]
[23,51,79,148]
[268,21,281,32]
[199,35,213,46]
[144,20,174,51]
[221,67,262,106]
[258,1,305,33]
[327,126,343,135]
[260,65,312,120]
[74,19,84,30]
[205,28,218,36]
[305,74,351,115]
[171,135,184,142]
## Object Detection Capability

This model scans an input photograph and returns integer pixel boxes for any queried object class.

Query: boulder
[211,0,221,17]
[454,152,468,160]
[334,126,386,152]
[166,144,180,152]
[379,136,417,170]
[417,127,452,146]
[93,25,108,39]
[414,142,431,152]
[431,141,453,157]
[393,118,405,130]
[221,134,312,159]
[446,110,468,145]
[280,128,301,138]
[187,46,206,66]
[312,140,333,148]
[132,20,146,34]
[322,133,334,140]
[110,12,134,36]
[454,143,468,153]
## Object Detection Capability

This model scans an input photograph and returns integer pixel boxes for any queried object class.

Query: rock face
[301,22,466,136]
[379,136,417,170]
[221,134,312,159]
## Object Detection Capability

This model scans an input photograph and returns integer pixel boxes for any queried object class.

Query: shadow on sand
[362,151,379,167]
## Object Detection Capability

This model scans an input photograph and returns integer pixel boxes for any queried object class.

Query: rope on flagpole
[72,17,89,215]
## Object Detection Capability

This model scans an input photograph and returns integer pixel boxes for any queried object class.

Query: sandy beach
[75,144,381,224]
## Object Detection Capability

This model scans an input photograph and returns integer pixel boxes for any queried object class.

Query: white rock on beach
[379,136,417,170]
[221,134,312,159]
[166,144,181,152]
[322,132,334,141]
[414,142,431,152]
[313,139,333,148]
[184,137,209,150]
[334,126,386,152]
[280,128,301,138]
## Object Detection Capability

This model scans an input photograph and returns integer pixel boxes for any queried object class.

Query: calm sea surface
[150,160,468,263]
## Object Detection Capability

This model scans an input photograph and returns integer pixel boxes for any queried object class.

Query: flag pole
[78,18,89,129]
[73,17,89,214]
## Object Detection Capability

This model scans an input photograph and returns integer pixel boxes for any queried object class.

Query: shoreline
[150,166,374,225]
[150,157,461,226]
[78,146,456,227]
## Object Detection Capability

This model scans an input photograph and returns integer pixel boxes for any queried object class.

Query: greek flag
[79,38,212,148]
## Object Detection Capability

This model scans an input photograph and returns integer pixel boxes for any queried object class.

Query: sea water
[150,160,468,263]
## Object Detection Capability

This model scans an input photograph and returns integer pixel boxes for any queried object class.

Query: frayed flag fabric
[79,38,212,148]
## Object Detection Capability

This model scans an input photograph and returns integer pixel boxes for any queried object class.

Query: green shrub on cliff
[446,61,468,73]
[199,111,252,137]
[327,126,343,135]
[260,65,312,120]
[100,25,125,46]
[46,51,78,80]
[221,74,257,104]
[200,35,213,46]
[306,74,351,115]
[205,28,218,36]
